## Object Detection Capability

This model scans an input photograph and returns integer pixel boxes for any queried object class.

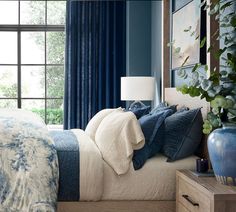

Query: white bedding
[72,129,104,201]
[71,129,197,201]
[95,110,145,175]
[102,154,197,201]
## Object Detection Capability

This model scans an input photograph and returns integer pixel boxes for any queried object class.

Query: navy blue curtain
[64,1,126,130]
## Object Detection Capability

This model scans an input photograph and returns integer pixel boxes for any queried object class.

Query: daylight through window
[0,0,66,125]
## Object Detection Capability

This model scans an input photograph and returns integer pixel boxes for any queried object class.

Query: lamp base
[128,101,146,110]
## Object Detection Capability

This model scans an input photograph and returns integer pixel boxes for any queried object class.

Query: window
[0,0,66,125]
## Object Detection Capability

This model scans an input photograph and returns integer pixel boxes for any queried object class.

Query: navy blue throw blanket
[50,130,80,201]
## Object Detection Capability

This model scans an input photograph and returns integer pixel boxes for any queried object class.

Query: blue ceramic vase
[208,124,236,186]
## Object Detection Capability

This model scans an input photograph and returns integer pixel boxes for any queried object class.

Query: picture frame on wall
[171,0,206,70]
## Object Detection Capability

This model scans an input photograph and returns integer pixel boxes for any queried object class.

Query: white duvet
[71,129,104,201]
[70,127,196,201]
[102,154,197,200]
[95,110,145,175]
[70,109,146,200]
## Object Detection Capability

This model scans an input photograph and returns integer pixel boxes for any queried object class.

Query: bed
[0,88,209,212]
[57,88,210,212]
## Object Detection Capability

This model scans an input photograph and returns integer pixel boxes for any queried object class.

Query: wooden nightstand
[176,170,236,212]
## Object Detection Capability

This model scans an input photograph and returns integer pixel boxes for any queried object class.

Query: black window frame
[0,0,66,124]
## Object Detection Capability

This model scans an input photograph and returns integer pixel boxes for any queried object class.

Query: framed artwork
[171,0,206,70]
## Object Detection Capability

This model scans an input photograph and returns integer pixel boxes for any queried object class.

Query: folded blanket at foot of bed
[50,130,80,201]
[0,109,59,212]
[50,129,104,202]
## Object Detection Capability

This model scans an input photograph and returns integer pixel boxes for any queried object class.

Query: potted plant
[174,0,236,186]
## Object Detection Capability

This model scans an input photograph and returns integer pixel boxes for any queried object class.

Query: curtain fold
[64,1,126,130]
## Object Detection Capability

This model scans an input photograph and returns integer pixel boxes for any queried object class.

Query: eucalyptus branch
[173,0,236,134]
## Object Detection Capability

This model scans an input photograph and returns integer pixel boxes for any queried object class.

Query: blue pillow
[150,102,177,115]
[129,105,151,119]
[176,106,189,113]
[132,109,174,170]
[162,108,203,162]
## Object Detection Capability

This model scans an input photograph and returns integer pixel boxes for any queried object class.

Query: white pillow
[95,110,145,175]
[85,108,122,141]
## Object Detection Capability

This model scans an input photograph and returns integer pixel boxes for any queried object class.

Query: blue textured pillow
[132,109,174,170]
[162,108,203,162]
[176,106,189,113]
[150,102,177,115]
[129,105,151,119]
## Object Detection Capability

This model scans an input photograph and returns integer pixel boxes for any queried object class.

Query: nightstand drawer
[177,202,190,212]
[177,177,210,212]
[177,170,236,212]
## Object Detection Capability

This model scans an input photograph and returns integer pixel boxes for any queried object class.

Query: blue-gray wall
[126,1,163,105]
[126,1,151,76]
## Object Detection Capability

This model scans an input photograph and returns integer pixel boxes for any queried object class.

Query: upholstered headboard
[165,88,210,159]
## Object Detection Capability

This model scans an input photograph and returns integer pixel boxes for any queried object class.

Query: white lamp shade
[121,77,155,101]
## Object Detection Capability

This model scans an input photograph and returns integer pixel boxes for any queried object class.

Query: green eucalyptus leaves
[175,0,236,134]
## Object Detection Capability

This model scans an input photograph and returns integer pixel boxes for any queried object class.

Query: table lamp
[121,77,155,110]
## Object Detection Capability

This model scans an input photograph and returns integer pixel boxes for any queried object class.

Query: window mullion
[17,31,21,108]
[45,31,47,124]
[45,0,48,123]
[17,0,21,108]
[0,25,64,32]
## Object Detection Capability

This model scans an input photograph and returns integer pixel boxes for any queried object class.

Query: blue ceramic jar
[208,124,236,186]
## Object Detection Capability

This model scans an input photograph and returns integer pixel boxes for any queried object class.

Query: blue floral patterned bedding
[0,109,59,212]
